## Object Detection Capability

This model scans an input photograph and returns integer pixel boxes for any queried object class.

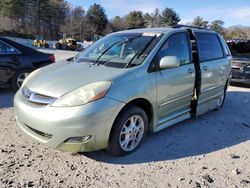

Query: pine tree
[125,11,145,29]
[86,3,108,36]
[161,8,180,26]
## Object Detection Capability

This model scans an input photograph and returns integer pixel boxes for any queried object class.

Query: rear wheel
[12,69,31,91]
[108,105,148,156]
[215,88,226,110]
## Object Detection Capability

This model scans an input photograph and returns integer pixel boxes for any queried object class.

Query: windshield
[75,33,162,68]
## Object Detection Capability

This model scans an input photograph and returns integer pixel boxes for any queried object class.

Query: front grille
[232,68,243,79]
[232,75,242,79]
[232,68,240,74]
[22,86,57,105]
[25,124,53,139]
[232,61,248,67]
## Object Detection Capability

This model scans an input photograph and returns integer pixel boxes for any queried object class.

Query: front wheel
[108,105,148,156]
[12,69,31,91]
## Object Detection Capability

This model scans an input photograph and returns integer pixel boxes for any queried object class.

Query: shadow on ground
[83,90,250,164]
[0,89,15,108]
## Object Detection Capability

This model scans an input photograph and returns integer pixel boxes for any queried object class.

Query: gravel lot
[0,50,250,188]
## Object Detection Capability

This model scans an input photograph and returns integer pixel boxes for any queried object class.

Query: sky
[67,0,250,27]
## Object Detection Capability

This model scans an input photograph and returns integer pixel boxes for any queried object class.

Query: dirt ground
[0,50,250,188]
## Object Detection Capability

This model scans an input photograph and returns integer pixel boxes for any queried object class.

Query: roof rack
[172,24,210,30]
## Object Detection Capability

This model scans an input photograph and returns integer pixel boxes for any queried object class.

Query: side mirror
[159,56,180,69]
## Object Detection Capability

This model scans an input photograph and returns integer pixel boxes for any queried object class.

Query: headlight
[244,65,250,74]
[52,81,111,107]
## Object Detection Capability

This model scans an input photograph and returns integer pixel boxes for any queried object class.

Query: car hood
[26,61,127,98]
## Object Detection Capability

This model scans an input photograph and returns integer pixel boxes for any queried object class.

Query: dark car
[227,40,250,85]
[0,37,55,91]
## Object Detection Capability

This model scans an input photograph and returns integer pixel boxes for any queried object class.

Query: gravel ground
[0,50,250,188]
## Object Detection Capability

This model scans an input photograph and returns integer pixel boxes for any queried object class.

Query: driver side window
[158,33,191,65]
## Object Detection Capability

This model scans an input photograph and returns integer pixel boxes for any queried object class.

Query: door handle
[187,68,195,74]
[202,65,208,71]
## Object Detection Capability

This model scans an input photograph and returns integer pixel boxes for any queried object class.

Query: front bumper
[231,78,250,84]
[14,89,125,152]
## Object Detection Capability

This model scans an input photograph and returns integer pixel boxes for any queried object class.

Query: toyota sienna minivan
[14,26,232,156]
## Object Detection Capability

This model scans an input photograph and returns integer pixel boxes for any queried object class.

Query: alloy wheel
[17,72,29,88]
[217,92,225,108]
[119,115,144,152]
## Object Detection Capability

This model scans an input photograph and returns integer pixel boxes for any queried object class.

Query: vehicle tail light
[49,55,55,63]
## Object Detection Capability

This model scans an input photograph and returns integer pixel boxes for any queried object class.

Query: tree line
[191,16,250,39]
[0,0,249,41]
[0,0,69,39]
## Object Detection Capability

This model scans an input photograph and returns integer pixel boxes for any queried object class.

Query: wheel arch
[11,68,33,91]
[108,97,154,142]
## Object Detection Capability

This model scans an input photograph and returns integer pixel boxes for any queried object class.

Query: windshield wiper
[93,40,125,65]
[126,35,156,68]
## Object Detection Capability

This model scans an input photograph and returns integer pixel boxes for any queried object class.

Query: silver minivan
[14,26,232,156]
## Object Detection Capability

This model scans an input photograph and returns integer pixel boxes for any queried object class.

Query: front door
[155,32,195,131]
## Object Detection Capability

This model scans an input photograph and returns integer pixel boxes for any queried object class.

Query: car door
[0,40,22,86]
[194,32,230,115]
[155,32,195,131]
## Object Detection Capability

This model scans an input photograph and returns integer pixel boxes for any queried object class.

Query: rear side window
[0,41,20,55]
[158,32,191,65]
[195,33,224,62]
[219,36,231,56]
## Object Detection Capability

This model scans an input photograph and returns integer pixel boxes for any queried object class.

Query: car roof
[115,25,217,35]
[116,27,172,34]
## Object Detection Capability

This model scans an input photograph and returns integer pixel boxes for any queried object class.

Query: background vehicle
[14,26,231,156]
[55,38,77,51]
[0,37,55,91]
[76,41,92,51]
[33,39,48,48]
[33,34,49,48]
[227,40,250,84]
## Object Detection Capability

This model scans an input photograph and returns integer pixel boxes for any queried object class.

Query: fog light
[65,136,91,143]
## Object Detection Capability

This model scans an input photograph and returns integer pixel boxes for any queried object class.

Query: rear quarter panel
[30,53,53,68]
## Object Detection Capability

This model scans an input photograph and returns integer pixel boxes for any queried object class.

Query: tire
[215,88,226,110]
[11,69,31,91]
[108,105,148,156]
